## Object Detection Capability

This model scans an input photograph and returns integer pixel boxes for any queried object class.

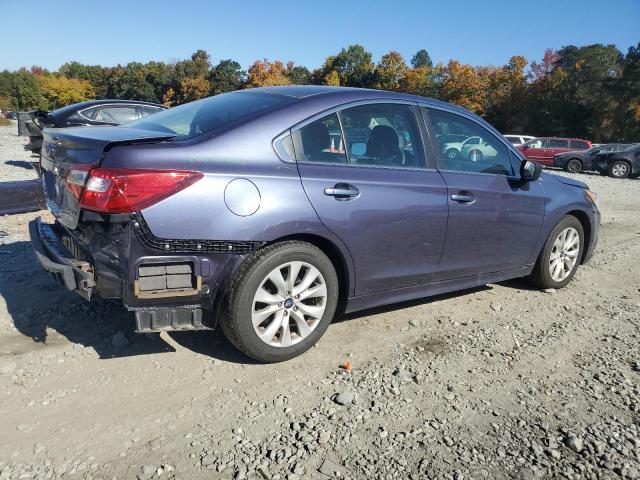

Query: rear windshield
[123,91,293,139]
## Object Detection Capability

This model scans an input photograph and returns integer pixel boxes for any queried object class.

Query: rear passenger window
[293,113,347,164]
[571,140,589,149]
[95,106,139,124]
[428,109,516,176]
[548,139,569,148]
[339,104,425,169]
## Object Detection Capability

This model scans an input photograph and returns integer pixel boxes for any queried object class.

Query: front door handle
[324,184,359,199]
[451,193,475,203]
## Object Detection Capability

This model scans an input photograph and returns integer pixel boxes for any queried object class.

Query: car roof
[245,85,461,111]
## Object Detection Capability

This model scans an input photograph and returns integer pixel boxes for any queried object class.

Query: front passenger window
[428,109,516,176]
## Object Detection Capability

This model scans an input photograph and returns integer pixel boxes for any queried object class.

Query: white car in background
[504,134,536,146]
[460,137,498,162]
[441,135,485,159]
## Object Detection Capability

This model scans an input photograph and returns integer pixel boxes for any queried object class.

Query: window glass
[80,106,99,120]
[293,113,347,164]
[429,109,516,176]
[504,136,520,145]
[95,106,139,124]
[339,104,424,168]
[570,140,589,149]
[125,91,293,138]
[548,138,569,148]
[140,106,163,117]
[524,138,546,148]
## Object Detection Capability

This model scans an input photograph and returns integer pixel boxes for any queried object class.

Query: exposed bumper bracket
[29,218,96,300]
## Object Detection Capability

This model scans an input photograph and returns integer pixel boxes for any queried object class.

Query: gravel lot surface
[0,129,638,479]
[0,123,40,182]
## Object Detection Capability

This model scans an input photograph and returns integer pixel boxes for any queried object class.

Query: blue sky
[2,0,639,71]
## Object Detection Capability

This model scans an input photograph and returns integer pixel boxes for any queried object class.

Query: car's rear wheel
[220,241,339,363]
[609,160,630,179]
[565,158,582,173]
[527,216,584,290]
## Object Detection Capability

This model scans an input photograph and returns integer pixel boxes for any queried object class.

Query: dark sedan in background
[30,86,600,362]
[18,99,165,154]
[554,144,631,173]
[596,143,640,178]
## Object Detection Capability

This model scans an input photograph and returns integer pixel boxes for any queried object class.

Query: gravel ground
[0,123,40,181]
[0,130,638,480]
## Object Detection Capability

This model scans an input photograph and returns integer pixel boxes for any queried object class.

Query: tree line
[0,43,638,142]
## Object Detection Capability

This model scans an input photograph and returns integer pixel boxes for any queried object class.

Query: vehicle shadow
[5,160,38,171]
[0,240,175,359]
[167,330,259,364]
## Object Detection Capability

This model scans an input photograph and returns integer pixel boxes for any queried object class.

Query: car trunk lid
[40,127,177,229]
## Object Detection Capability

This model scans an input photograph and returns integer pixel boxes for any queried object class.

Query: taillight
[65,165,92,200]
[79,168,203,214]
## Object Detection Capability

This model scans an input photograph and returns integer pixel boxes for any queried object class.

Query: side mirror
[521,160,542,182]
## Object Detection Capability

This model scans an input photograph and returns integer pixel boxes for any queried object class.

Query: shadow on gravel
[168,330,259,364]
[0,240,176,359]
[5,160,38,171]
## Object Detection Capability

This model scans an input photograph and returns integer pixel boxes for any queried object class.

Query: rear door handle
[324,184,359,199]
[451,193,475,203]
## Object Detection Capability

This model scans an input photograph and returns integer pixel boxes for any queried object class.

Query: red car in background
[517,137,591,166]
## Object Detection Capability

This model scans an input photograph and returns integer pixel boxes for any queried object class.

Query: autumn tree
[440,60,487,114]
[178,77,210,103]
[245,59,291,87]
[37,74,95,109]
[373,51,408,91]
[316,45,374,87]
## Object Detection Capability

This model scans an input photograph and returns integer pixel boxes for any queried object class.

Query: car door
[520,138,550,164]
[293,102,449,296]
[424,107,545,279]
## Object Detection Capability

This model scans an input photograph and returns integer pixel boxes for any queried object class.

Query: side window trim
[421,104,523,177]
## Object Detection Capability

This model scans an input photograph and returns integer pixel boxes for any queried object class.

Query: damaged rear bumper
[29,218,95,300]
[29,214,257,332]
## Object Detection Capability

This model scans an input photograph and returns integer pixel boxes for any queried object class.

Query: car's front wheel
[609,160,630,179]
[565,158,582,173]
[445,148,459,159]
[220,241,339,362]
[527,216,584,289]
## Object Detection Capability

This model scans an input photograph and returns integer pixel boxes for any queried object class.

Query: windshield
[124,91,294,138]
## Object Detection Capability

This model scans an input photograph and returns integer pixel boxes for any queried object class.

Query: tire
[220,241,339,363]
[526,216,584,290]
[445,148,459,160]
[609,160,630,179]
[564,158,582,173]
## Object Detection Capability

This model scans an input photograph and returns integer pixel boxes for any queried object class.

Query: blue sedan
[30,86,600,362]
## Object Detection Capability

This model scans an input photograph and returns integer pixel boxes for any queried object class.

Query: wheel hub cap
[251,261,327,348]
[549,227,580,282]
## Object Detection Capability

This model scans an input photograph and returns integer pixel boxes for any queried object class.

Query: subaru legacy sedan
[30,86,600,362]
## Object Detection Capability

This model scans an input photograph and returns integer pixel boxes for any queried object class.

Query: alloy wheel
[251,261,327,347]
[549,227,580,282]
[566,159,581,173]
[611,162,628,177]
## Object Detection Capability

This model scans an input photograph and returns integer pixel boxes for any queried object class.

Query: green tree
[286,64,310,85]
[320,45,374,87]
[411,49,432,68]
[12,69,46,110]
[209,59,245,95]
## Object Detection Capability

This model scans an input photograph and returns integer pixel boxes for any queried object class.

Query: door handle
[451,193,475,203]
[324,184,359,199]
